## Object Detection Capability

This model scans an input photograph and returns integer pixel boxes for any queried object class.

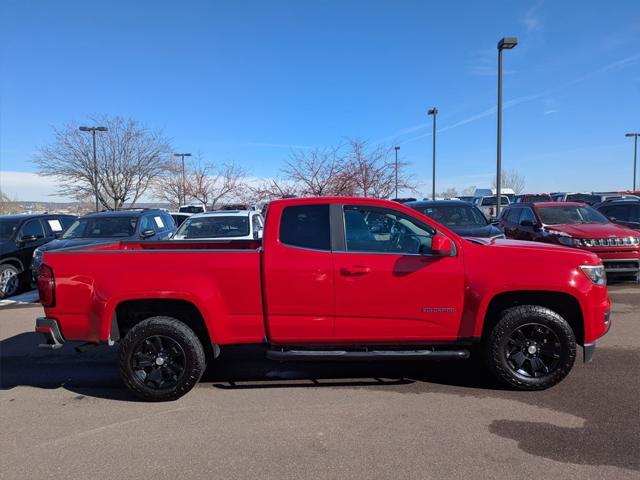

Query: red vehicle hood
[545,223,638,238]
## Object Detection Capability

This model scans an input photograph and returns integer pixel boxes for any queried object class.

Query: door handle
[340,265,371,276]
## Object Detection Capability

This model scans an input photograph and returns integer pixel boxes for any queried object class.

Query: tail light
[37,265,55,307]
[489,207,494,216]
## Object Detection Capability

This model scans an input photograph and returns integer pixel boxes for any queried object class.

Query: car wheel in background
[119,316,206,401]
[0,264,21,299]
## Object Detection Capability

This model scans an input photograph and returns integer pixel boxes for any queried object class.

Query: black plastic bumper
[36,317,65,349]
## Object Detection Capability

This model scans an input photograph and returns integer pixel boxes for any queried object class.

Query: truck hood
[544,223,638,238]
[465,237,598,260]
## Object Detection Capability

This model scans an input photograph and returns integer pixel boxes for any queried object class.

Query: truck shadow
[0,333,500,402]
[2,332,638,469]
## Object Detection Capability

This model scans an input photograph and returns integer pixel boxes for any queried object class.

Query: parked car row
[404,197,640,282]
[0,207,264,298]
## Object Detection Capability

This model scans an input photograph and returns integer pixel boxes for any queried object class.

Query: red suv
[499,202,640,280]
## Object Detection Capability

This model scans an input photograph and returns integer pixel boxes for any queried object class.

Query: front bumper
[35,317,65,349]
[583,309,611,363]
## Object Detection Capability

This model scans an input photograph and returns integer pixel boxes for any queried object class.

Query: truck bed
[41,239,265,344]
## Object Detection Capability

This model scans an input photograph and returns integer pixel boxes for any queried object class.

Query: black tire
[0,263,22,299]
[484,305,576,390]
[119,316,206,401]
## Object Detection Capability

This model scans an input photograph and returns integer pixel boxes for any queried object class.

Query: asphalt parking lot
[0,283,638,480]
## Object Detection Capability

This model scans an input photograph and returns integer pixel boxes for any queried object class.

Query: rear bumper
[35,317,65,349]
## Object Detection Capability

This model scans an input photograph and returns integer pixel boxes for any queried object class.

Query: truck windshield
[62,217,138,239]
[418,205,487,227]
[0,219,20,241]
[174,216,250,239]
[565,194,599,205]
[535,206,609,225]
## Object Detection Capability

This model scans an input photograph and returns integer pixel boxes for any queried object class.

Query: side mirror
[141,229,156,239]
[430,234,453,256]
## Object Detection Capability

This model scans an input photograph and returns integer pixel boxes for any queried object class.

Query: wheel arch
[112,298,213,355]
[482,290,584,345]
[0,257,25,272]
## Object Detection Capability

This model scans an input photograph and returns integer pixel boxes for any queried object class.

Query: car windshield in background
[565,194,599,204]
[62,217,138,239]
[536,205,609,225]
[0,219,20,241]
[419,205,487,227]
[175,216,250,239]
[179,206,204,214]
[525,195,552,203]
[481,197,510,206]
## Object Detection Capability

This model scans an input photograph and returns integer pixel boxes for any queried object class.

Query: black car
[406,200,504,238]
[596,199,640,231]
[0,213,77,298]
[32,209,177,275]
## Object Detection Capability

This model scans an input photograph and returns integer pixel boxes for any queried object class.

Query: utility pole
[394,146,400,199]
[496,37,518,218]
[626,133,639,191]
[427,108,438,200]
[79,126,108,211]
[174,152,192,205]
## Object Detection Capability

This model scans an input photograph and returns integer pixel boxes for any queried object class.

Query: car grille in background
[581,237,640,247]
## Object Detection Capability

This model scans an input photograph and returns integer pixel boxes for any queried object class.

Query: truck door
[331,204,465,342]
[262,203,335,343]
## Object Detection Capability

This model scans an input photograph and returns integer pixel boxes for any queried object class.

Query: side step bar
[266,348,470,362]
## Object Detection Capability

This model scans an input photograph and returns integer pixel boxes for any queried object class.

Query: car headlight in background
[556,233,581,247]
[580,265,607,286]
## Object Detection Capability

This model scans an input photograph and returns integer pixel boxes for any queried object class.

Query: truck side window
[343,206,433,254]
[280,205,330,251]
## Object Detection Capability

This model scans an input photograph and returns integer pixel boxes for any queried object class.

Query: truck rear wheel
[484,305,576,390]
[119,316,206,401]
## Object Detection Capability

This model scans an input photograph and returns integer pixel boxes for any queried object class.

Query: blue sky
[1,0,639,201]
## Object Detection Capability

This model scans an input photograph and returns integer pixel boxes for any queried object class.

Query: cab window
[280,205,330,251]
[343,205,434,254]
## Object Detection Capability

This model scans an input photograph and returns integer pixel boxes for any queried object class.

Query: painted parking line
[0,290,39,307]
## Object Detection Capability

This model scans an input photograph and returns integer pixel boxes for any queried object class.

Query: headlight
[557,234,581,247]
[580,265,607,286]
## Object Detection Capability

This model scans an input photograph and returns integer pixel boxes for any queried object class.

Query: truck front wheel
[484,305,576,390]
[119,316,206,401]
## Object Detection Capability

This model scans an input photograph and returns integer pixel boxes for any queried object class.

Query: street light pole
[428,108,438,200]
[626,133,639,191]
[394,146,400,199]
[496,37,518,219]
[174,153,192,205]
[79,126,108,212]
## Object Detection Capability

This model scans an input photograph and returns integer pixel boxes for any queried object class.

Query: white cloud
[0,171,73,202]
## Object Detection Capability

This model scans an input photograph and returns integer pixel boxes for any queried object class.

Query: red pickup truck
[35,197,611,401]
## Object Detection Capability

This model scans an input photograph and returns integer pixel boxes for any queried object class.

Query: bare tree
[152,159,183,208]
[492,168,526,194]
[251,178,300,201]
[345,139,415,198]
[440,187,459,199]
[34,115,172,210]
[283,146,354,196]
[0,192,21,214]
[461,185,477,196]
[187,157,248,209]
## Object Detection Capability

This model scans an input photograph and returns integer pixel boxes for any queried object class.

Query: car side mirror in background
[141,229,155,239]
[430,234,453,256]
